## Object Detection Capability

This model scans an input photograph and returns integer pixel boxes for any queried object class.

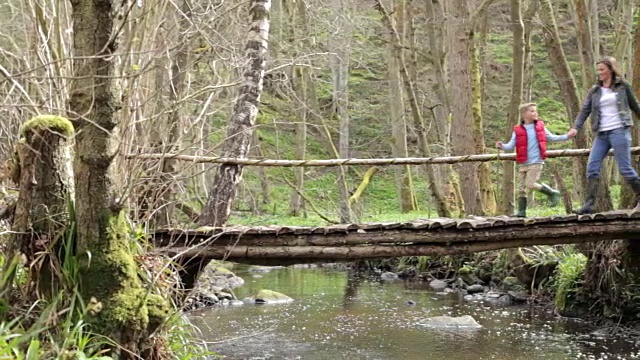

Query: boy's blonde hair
[518,102,536,117]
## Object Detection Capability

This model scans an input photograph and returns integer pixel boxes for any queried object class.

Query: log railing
[127,147,640,167]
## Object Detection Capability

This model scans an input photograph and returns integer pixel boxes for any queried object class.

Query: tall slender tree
[502,0,525,214]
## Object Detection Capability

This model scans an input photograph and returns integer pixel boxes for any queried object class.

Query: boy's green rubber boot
[513,197,527,218]
[539,184,560,207]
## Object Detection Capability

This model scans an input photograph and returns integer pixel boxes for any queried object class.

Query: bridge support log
[164,235,622,265]
[154,214,640,265]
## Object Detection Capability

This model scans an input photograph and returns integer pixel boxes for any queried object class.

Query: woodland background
[0,0,637,226]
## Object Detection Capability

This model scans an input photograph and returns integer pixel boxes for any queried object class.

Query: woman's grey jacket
[575,78,640,133]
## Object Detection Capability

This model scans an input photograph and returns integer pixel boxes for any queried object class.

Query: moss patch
[19,115,74,138]
[82,212,150,339]
[146,294,170,334]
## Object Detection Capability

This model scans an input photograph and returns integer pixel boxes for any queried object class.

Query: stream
[190,265,640,360]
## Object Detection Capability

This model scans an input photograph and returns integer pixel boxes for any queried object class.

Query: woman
[570,56,640,214]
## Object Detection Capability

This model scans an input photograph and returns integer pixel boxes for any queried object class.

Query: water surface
[191,266,639,360]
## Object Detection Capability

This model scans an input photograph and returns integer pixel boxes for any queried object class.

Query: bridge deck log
[152,210,640,265]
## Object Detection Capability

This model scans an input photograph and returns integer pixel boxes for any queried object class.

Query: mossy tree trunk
[388,0,416,213]
[471,41,496,216]
[7,115,74,299]
[502,0,524,215]
[68,0,167,356]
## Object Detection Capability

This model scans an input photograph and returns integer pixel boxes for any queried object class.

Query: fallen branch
[126,147,640,167]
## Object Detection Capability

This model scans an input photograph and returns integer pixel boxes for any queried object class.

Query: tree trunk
[471,40,496,215]
[424,0,464,215]
[501,0,524,215]
[289,88,306,215]
[622,11,640,209]
[187,0,272,302]
[198,0,272,227]
[590,0,599,60]
[539,0,587,200]
[153,0,192,227]
[8,116,74,298]
[68,0,166,356]
[388,0,416,213]
[376,0,450,217]
[329,0,352,223]
[522,0,539,102]
[573,0,595,91]
[613,0,634,74]
[445,0,481,216]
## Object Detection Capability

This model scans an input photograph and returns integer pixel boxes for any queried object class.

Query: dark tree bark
[5,116,74,299]
[68,0,168,356]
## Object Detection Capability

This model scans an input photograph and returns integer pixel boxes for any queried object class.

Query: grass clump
[551,250,587,311]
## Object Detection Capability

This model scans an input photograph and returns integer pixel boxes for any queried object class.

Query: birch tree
[198,0,272,227]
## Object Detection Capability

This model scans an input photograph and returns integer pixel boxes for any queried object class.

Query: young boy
[496,103,575,217]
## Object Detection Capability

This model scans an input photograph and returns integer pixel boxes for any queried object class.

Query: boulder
[501,276,525,291]
[248,289,294,304]
[418,315,482,329]
[429,279,448,291]
[380,272,399,281]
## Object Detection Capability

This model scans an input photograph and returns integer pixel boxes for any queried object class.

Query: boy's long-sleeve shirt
[501,123,568,164]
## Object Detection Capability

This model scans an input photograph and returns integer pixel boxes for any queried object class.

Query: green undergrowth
[0,208,212,359]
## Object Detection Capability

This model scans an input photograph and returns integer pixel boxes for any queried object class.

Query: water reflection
[342,268,363,310]
[191,266,640,360]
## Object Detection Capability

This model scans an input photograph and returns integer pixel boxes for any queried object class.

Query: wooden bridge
[152,210,640,266]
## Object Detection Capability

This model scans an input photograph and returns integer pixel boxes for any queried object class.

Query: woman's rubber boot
[539,184,560,207]
[513,197,527,218]
[574,178,599,215]
[626,177,640,212]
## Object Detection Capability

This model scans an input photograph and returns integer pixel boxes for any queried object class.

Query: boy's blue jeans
[587,127,638,180]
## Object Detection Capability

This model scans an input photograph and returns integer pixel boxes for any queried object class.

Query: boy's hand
[567,128,578,139]
[496,141,503,149]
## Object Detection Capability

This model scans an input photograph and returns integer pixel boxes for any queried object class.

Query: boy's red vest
[514,120,547,163]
